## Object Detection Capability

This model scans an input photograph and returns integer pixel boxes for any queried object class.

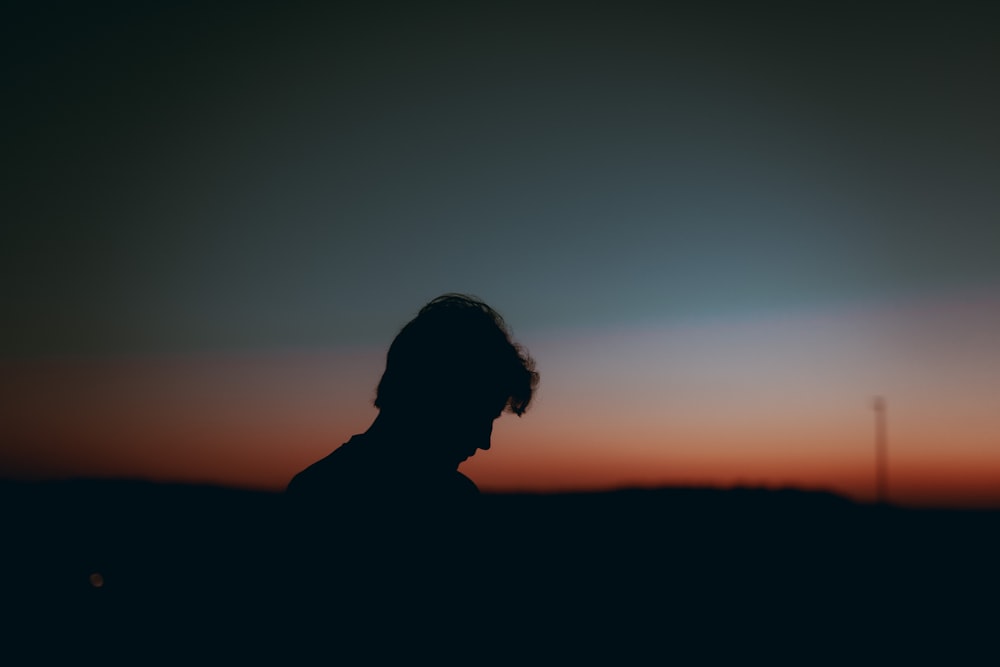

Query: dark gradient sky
[5,1,999,357]
[3,2,999,505]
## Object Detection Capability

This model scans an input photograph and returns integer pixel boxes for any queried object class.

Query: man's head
[374,294,538,464]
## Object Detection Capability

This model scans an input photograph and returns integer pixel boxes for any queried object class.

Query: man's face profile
[431,395,507,467]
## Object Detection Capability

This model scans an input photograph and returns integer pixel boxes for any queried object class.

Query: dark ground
[2,480,998,663]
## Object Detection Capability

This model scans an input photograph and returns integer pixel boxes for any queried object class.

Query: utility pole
[873,396,888,504]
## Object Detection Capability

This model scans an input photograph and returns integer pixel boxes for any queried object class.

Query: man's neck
[364,412,457,471]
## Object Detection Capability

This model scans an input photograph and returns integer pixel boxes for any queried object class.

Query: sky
[2,1,999,507]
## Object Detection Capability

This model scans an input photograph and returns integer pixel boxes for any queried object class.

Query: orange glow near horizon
[2,291,998,509]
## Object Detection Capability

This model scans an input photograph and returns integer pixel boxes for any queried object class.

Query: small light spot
[90,572,104,588]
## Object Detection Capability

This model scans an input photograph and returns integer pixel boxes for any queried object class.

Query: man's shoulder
[285,436,367,498]
[452,470,480,496]
[284,433,481,505]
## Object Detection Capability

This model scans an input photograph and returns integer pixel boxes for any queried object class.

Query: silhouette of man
[287,293,537,510]
[281,294,537,649]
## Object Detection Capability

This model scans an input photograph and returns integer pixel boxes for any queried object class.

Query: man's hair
[374,294,539,416]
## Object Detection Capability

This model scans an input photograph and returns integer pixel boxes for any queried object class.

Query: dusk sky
[3,2,999,507]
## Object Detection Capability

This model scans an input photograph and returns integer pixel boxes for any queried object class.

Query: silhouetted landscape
[3,478,997,662]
